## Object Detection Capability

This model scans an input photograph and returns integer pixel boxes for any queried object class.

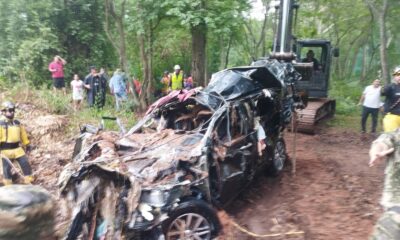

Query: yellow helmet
[1,101,15,111]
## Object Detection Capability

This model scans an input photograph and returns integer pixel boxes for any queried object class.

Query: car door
[214,102,259,204]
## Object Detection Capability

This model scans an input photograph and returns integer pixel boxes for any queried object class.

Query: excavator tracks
[295,98,336,134]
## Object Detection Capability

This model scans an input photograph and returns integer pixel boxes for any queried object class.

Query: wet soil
[223,128,384,240]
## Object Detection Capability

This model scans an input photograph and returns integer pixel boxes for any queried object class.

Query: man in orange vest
[169,65,184,91]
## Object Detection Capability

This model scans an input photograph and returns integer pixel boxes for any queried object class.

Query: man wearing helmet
[169,65,184,91]
[382,66,400,132]
[0,101,33,185]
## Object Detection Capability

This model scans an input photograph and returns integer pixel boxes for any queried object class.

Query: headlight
[140,189,168,207]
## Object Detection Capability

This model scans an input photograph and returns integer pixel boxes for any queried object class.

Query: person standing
[109,69,127,110]
[169,65,184,91]
[369,130,400,239]
[160,71,170,96]
[0,101,33,185]
[184,74,193,90]
[382,67,400,132]
[48,55,67,95]
[70,74,84,111]
[132,77,142,96]
[84,66,107,109]
[358,79,381,133]
[301,50,321,70]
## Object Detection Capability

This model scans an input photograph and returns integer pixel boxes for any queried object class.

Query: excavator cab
[292,40,339,133]
[269,0,340,133]
[295,40,338,98]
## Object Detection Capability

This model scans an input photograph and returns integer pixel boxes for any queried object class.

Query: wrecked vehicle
[58,59,303,240]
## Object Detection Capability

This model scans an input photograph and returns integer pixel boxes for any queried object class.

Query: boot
[3,179,13,186]
[24,175,34,184]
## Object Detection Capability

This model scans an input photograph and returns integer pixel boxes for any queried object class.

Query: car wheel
[162,199,220,240]
[268,139,287,176]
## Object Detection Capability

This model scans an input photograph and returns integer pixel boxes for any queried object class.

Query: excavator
[269,0,339,133]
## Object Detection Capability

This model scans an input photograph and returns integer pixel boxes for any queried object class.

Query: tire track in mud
[223,129,384,240]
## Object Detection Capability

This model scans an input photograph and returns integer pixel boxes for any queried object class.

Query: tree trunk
[360,46,368,82]
[191,22,207,87]
[378,12,389,83]
[366,0,389,83]
[138,33,150,110]
[104,0,140,105]
[224,36,232,69]
[145,25,154,105]
[103,0,127,70]
[348,46,360,80]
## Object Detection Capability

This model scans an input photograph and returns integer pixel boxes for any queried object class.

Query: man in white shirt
[359,79,381,133]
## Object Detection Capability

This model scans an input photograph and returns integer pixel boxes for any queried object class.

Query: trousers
[2,155,32,179]
[361,106,379,132]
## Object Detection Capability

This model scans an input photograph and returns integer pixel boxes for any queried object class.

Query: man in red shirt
[48,55,67,95]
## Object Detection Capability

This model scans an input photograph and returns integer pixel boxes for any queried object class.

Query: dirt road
[224,128,384,240]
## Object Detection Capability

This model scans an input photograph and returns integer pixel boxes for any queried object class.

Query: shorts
[72,91,84,101]
[53,77,65,89]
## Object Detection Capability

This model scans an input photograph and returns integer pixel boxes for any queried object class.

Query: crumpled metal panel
[58,58,303,239]
[196,59,300,110]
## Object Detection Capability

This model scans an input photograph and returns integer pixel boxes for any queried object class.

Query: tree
[0,0,59,86]
[241,0,272,61]
[365,0,389,83]
[163,0,249,86]
[57,0,116,76]
[104,0,128,72]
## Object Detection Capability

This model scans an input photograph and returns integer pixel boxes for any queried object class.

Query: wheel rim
[273,141,286,171]
[167,213,212,240]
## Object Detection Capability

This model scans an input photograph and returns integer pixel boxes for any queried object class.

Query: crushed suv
[58,59,303,240]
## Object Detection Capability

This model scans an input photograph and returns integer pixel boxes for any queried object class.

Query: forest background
[0,0,398,117]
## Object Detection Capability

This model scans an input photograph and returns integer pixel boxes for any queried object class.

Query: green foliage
[326,115,361,131]
[330,78,362,115]
[0,0,398,122]
[0,0,117,87]
[0,81,137,134]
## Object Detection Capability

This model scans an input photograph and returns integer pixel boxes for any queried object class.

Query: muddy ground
[19,103,383,240]
[223,128,384,240]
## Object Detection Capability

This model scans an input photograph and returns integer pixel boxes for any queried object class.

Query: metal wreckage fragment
[58,59,304,239]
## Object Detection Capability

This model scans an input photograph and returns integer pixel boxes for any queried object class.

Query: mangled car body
[59,59,303,240]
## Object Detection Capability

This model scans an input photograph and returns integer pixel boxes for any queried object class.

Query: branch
[364,0,383,17]
[103,0,120,51]
[256,9,269,49]
[244,21,257,50]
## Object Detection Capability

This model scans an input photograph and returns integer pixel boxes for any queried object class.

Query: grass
[0,76,375,134]
[325,78,385,132]
[0,82,138,136]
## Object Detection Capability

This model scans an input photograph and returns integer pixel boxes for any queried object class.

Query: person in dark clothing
[382,66,400,132]
[302,50,321,71]
[84,66,107,108]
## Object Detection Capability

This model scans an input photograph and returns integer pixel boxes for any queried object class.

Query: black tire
[162,199,221,240]
[268,138,287,176]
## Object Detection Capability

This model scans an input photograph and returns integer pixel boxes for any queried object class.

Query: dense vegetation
[0,0,399,114]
